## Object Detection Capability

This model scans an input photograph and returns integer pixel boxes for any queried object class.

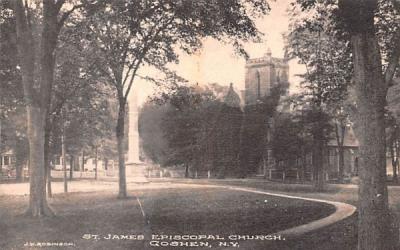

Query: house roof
[0,149,14,156]
[223,83,241,108]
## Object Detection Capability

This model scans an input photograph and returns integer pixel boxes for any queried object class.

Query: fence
[267,169,314,182]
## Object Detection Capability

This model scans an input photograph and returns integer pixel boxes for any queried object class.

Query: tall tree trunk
[61,124,67,193]
[335,123,346,182]
[217,165,226,179]
[0,118,2,174]
[15,163,23,181]
[338,147,345,181]
[15,138,24,182]
[390,133,398,183]
[13,0,57,217]
[104,158,108,170]
[81,150,85,171]
[184,163,189,178]
[69,155,74,181]
[94,146,98,180]
[355,101,393,250]
[313,111,325,191]
[339,1,397,248]
[396,139,400,182]
[300,150,304,182]
[26,107,53,216]
[313,138,324,191]
[116,99,127,198]
[44,128,52,198]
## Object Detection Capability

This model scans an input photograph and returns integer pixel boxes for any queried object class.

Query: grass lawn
[156,178,400,250]
[0,184,334,250]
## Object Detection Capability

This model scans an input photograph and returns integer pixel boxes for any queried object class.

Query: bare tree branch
[55,0,66,13]
[56,4,84,34]
[123,15,177,101]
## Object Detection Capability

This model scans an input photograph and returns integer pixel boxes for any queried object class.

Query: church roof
[0,149,14,156]
[245,49,289,68]
[223,83,241,108]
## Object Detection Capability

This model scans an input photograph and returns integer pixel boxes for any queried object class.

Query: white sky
[132,0,305,104]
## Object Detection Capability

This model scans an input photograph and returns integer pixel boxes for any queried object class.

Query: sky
[132,0,305,104]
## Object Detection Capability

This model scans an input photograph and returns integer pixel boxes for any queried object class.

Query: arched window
[256,71,261,98]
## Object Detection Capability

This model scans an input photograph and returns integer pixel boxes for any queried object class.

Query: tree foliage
[0,1,23,116]
[79,0,270,196]
[139,102,170,166]
[288,0,400,248]
[285,0,354,187]
[161,85,217,172]
[141,83,243,178]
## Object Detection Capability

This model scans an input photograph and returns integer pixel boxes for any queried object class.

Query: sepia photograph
[0,0,399,249]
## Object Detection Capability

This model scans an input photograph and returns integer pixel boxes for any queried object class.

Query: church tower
[244,48,289,105]
[240,49,290,176]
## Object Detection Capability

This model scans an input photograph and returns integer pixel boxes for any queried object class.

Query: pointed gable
[224,83,241,108]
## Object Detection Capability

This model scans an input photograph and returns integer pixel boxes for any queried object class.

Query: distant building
[224,83,241,108]
[325,125,360,179]
[293,124,360,181]
[240,50,362,181]
[0,147,26,180]
[240,49,289,176]
[243,48,289,105]
[0,148,15,173]
[52,155,107,172]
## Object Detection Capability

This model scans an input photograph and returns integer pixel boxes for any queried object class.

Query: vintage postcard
[1,0,399,249]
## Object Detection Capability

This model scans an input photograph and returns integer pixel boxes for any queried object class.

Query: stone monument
[126,87,148,183]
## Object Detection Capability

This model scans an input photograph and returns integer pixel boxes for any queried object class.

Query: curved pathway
[0,180,357,238]
[175,183,357,238]
[157,182,357,238]
[223,186,357,238]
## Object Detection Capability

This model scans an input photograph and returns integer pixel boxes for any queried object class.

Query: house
[52,155,104,172]
[84,158,104,172]
[325,125,359,179]
[0,149,15,174]
[52,155,71,171]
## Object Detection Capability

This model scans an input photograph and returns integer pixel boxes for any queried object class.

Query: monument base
[125,162,149,183]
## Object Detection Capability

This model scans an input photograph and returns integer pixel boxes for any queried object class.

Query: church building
[243,48,289,105]
[241,49,361,182]
[240,49,289,176]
